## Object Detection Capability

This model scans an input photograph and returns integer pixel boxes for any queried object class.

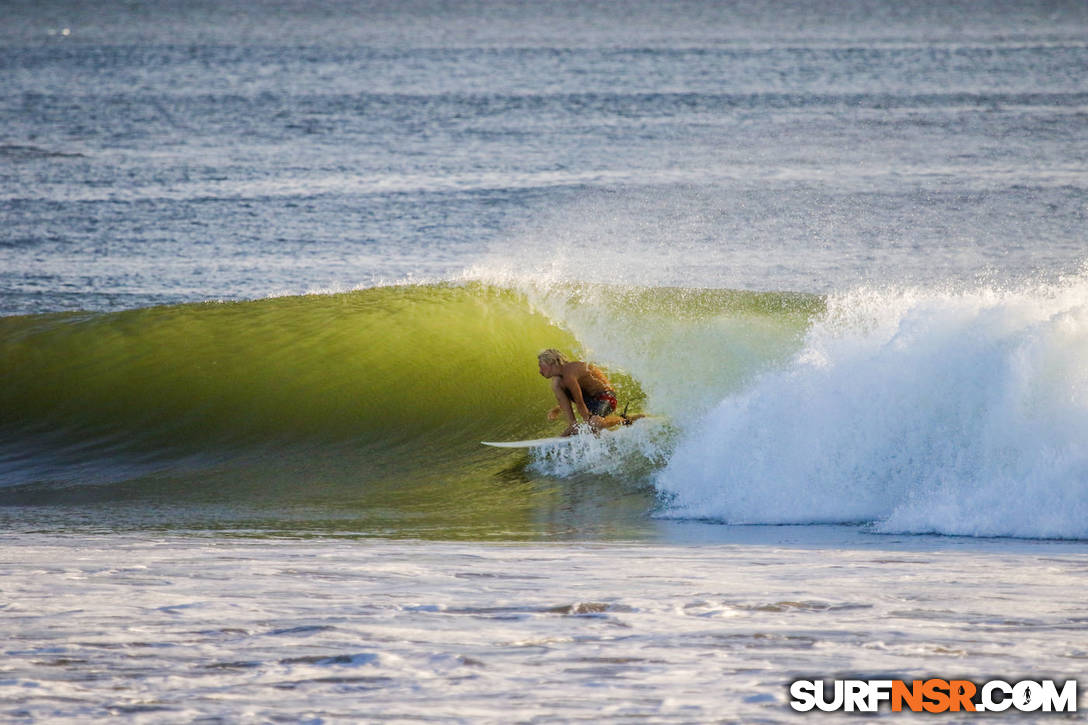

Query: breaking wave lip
[654,275,1088,541]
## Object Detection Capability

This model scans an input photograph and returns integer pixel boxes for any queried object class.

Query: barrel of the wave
[0,283,577,492]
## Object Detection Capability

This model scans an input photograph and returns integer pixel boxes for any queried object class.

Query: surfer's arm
[564,373,592,422]
[563,371,604,429]
[549,376,577,425]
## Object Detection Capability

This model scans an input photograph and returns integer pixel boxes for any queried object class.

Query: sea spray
[656,277,1088,539]
[462,268,821,420]
[527,418,674,480]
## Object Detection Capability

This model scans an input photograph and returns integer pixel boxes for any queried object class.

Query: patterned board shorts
[585,389,618,417]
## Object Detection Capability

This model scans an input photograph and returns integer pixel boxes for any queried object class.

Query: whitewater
[2,0,1087,721]
[656,278,1088,540]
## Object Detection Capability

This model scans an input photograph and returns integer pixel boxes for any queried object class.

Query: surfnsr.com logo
[789,679,1078,713]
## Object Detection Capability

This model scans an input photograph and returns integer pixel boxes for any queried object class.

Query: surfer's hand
[561,423,580,437]
[588,415,604,429]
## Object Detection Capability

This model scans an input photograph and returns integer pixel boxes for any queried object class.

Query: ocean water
[2,0,1087,721]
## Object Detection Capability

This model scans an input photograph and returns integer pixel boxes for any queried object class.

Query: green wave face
[0,282,819,536]
[5,284,579,438]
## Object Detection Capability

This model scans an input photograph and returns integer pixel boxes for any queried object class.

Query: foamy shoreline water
[2,530,1085,723]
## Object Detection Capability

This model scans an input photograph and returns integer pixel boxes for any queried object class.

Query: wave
[5,274,1085,540]
[0,144,85,161]
[0,284,566,493]
[655,276,1088,540]
[0,281,812,507]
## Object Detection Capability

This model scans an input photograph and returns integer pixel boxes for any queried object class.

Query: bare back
[559,361,611,399]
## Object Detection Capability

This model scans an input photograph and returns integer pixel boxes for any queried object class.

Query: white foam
[657,275,1088,539]
[2,532,1084,722]
[527,418,673,478]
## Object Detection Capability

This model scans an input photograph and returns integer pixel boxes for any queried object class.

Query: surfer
[537,349,618,436]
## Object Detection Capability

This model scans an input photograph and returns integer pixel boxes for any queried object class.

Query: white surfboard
[482,416,659,449]
[480,436,573,449]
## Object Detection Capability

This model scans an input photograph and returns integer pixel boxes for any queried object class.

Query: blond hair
[537,348,568,367]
